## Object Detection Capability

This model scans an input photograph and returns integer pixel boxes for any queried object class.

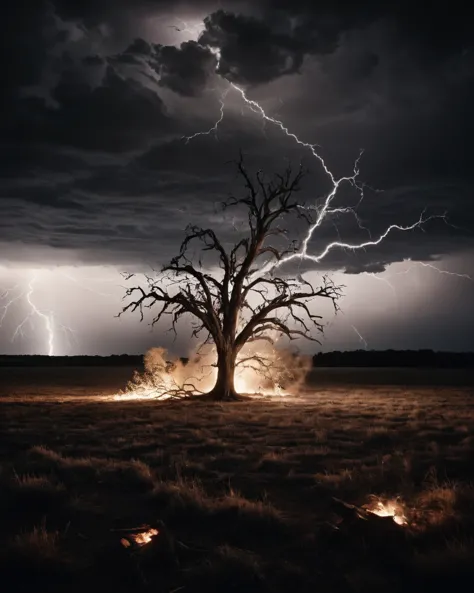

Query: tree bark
[208,347,239,401]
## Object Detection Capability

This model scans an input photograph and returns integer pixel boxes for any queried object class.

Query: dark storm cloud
[198,9,305,86]
[51,65,171,152]
[0,124,294,266]
[82,55,105,66]
[265,0,471,51]
[107,38,218,97]
[156,41,218,96]
[52,0,216,26]
[3,63,173,153]
[1,126,471,274]
[1,2,57,105]
[1,0,473,272]
[126,38,154,57]
[109,7,307,97]
[344,262,388,275]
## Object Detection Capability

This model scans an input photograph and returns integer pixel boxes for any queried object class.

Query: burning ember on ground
[121,528,159,548]
[131,528,159,546]
[364,498,408,526]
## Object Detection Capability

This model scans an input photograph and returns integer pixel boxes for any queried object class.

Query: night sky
[1,0,473,356]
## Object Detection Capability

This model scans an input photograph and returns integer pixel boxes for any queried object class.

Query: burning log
[363,498,407,526]
[114,525,160,549]
[330,496,408,527]
[120,528,159,549]
[328,496,412,568]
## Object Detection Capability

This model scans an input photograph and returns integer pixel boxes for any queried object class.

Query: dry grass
[1,365,474,592]
[10,525,62,562]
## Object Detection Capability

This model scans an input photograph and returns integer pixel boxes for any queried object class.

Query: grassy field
[1,366,474,592]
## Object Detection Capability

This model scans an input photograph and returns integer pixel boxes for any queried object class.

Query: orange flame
[130,528,159,546]
[364,499,407,525]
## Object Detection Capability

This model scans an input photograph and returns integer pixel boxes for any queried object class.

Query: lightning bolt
[395,260,472,280]
[325,206,373,240]
[366,271,398,297]
[184,81,453,279]
[2,274,56,355]
[0,285,22,326]
[0,269,122,355]
[183,88,229,144]
[364,260,471,304]
[289,212,446,267]
[227,84,452,273]
[351,325,368,350]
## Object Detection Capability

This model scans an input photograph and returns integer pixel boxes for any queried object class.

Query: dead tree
[121,156,342,400]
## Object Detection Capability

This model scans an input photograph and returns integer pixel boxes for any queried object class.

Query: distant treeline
[1,350,473,368]
[313,350,474,368]
[0,355,145,367]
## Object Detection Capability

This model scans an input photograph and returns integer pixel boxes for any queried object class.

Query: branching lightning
[0,269,121,355]
[183,80,455,278]
[229,85,455,276]
[1,274,57,355]
[366,272,398,297]
[183,88,229,144]
[395,260,472,280]
[0,285,21,327]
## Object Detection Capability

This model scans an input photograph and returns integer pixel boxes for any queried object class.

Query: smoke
[117,340,311,400]
[233,339,312,395]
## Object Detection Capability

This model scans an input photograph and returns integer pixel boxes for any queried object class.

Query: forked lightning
[183,77,469,282]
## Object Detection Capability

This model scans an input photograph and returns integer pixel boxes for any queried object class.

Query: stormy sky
[1,0,473,356]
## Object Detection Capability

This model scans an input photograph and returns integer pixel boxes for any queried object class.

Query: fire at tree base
[114,344,311,401]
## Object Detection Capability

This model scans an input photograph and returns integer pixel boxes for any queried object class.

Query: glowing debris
[364,499,407,526]
[120,527,159,548]
[130,528,159,546]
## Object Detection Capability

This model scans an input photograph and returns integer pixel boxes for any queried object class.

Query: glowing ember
[364,499,407,526]
[130,528,159,546]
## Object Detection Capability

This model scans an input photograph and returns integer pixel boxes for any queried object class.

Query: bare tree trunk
[208,346,239,401]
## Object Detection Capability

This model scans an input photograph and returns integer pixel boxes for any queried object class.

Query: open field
[1,366,474,592]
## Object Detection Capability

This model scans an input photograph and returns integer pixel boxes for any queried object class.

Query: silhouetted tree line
[0,355,145,367]
[1,350,473,368]
[313,350,474,368]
